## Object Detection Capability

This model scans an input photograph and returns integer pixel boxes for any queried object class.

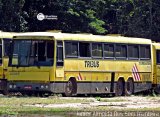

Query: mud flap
[110,72,115,93]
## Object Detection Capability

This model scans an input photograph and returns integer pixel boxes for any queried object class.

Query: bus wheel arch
[115,77,125,96]
[125,77,134,96]
[64,77,77,97]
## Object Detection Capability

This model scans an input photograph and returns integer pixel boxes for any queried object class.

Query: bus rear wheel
[125,78,134,96]
[65,79,77,97]
[115,78,125,96]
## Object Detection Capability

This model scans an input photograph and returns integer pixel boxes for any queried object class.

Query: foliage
[0,0,28,32]
[95,96,101,101]
[0,0,160,41]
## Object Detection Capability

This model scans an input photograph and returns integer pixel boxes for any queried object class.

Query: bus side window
[140,45,151,59]
[79,42,91,57]
[157,50,160,64]
[128,45,139,59]
[65,42,78,57]
[115,44,127,59]
[92,43,102,58]
[103,44,114,58]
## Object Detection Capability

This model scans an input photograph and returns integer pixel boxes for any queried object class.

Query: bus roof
[0,31,16,39]
[152,42,160,49]
[13,32,152,44]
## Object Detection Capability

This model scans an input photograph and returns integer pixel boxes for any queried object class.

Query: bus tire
[65,78,77,97]
[1,80,8,95]
[115,78,125,96]
[125,78,134,96]
[2,89,8,95]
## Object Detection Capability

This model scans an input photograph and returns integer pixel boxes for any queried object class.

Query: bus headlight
[13,85,16,88]
[9,85,13,89]
[40,85,44,89]
[45,85,48,89]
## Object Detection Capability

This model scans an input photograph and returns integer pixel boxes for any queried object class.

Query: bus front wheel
[65,79,77,97]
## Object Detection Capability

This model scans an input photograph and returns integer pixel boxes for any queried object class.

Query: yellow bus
[7,32,152,96]
[152,43,160,94]
[0,31,13,94]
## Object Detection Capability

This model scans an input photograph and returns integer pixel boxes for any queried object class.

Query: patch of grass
[100,98,125,102]
[1,102,160,115]
[0,96,93,115]
[0,106,70,115]
[0,96,92,106]
[146,96,160,102]
[0,106,81,115]
[95,97,101,101]
[1,96,160,115]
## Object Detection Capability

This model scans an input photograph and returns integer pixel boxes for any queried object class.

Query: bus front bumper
[8,82,51,92]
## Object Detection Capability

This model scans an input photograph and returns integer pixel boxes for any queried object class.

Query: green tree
[0,0,28,32]
[24,0,107,34]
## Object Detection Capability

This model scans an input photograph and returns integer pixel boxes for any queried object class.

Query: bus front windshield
[10,40,54,66]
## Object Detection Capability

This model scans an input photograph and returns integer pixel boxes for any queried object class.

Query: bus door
[55,41,64,79]
[54,41,64,91]
[9,39,54,82]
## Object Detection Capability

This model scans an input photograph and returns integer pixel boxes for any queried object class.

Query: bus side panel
[64,59,113,94]
[155,65,160,93]
[64,59,152,94]
[154,45,160,93]
[50,83,65,93]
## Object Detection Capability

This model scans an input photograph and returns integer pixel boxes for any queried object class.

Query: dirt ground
[24,96,160,110]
